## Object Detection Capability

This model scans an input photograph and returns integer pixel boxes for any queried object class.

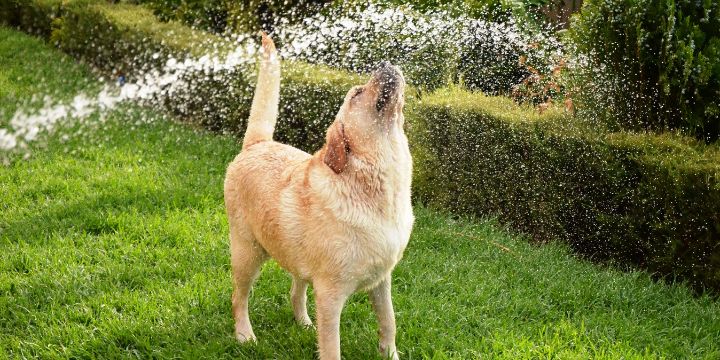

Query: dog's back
[224,142,309,218]
[224,140,312,270]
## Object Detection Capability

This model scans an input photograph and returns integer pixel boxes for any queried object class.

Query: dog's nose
[377,61,393,71]
[374,61,402,85]
[374,62,403,112]
[375,61,399,78]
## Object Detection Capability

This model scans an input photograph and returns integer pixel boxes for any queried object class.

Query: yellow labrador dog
[224,33,413,360]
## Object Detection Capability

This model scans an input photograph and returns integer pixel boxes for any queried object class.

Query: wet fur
[224,34,413,360]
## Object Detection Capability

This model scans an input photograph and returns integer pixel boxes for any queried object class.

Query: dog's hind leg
[229,219,267,343]
[290,276,312,327]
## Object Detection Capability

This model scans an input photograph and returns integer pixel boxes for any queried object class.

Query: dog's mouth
[371,61,404,113]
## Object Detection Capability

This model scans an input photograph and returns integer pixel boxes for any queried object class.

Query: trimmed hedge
[411,88,720,291]
[39,1,363,152]
[0,0,63,38]
[49,2,255,132]
[135,0,331,34]
[2,1,719,292]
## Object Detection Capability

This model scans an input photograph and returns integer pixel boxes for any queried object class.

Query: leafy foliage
[140,0,230,33]
[126,0,554,94]
[133,0,331,34]
[410,87,720,292]
[0,0,64,38]
[271,3,553,93]
[568,0,720,142]
[371,0,510,20]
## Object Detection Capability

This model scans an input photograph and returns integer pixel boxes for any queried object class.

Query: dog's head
[323,62,406,174]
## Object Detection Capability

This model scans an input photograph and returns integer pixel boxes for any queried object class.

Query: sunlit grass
[0,27,99,123]
[1,27,719,359]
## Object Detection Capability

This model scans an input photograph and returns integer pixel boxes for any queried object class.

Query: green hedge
[2,1,719,292]
[568,0,720,142]
[0,0,63,37]
[42,2,362,152]
[411,88,720,291]
[134,0,331,34]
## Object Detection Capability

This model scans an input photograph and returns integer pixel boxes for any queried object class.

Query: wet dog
[224,33,413,360]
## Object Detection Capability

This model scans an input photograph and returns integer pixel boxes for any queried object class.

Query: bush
[227,0,331,33]
[274,2,548,93]
[410,87,720,292]
[568,0,720,142]
[370,0,509,21]
[129,0,555,94]
[0,0,64,38]
[133,0,331,34]
[143,0,230,33]
[47,2,361,152]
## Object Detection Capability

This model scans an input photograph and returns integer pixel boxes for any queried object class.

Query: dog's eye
[352,88,364,99]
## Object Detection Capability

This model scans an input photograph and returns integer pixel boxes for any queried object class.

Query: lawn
[1,27,719,359]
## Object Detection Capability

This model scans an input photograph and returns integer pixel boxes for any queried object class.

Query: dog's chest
[347,200,413,290]
[351,141,413,287]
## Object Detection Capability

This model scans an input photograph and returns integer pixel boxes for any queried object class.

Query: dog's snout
[374,61,401,83]
[377,61,392,71]
[373,61,403,112]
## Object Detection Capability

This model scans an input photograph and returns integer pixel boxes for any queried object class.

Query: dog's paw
[379,344,399,360]
[259,31,277,59]
[235,331,257,343]
[296,315,314,328]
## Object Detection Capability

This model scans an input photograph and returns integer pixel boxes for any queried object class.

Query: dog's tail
[243,32,280,150]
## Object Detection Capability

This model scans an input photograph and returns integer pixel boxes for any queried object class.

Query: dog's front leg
[370,276,399,360]
[314,281,351,360]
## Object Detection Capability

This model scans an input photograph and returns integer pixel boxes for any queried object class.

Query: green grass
[0,27,98,122]
[1,27,720,359]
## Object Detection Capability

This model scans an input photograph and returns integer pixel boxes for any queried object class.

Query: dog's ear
[324,122,349,174]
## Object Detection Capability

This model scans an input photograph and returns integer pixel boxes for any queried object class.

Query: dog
[223,33,413,360]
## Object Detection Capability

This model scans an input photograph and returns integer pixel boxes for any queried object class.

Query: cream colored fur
[224,33,413,360]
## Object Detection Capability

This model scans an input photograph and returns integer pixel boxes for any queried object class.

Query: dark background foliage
[569,0,720,142]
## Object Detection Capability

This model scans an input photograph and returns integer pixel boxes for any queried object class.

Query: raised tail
[243,32,280,150]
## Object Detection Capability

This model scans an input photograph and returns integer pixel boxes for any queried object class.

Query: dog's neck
[341,127,412,217]
[348,118,404,155]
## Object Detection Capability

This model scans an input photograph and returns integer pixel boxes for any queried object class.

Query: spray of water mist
[1,3,568,163]
[0,35,260,161]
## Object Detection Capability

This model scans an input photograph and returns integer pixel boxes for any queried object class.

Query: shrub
[226,0,330,33]
[132,0,331,34]
[131,0,556,94]
[143,0,230,33]
[47,2,249,131]
[371,0,509,21]
[374,0,576,27]
[568,0,720,142]
[274,2,549,93]
[410,87,720,292]
[47,2,360,152]
[0,0,64,38]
